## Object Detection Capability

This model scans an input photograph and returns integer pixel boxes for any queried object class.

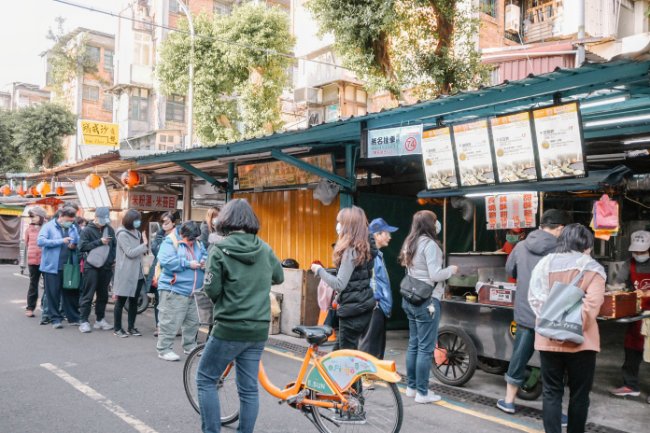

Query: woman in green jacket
[196,199,284,433]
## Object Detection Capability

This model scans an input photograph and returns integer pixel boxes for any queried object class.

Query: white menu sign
[367,125,423,158]
[533,103,585,179]
[490,112,538,183]
[452,119,495,186]
[421,127,458,189]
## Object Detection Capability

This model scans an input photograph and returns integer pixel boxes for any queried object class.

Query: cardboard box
[477,283,516,307]
[599,291,637,318]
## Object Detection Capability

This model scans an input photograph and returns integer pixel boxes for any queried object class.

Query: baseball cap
[369,218,398,234]
[540,209,571,226]
[629,230,650,252]
[95,207,111,225]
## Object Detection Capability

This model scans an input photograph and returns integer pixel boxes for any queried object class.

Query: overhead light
[464,191,536,198]
[622,136,650,145]
[580,95,628,109]
[586,153,626,162]
[584,114,650,128]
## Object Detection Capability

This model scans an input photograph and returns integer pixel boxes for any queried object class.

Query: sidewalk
[268,324,649,433]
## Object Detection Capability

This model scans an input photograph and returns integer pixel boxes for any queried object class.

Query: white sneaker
[158,351,180,362]
[415,392,442,404]
[405,387,417,398]
[79,322,92,333]
[94,319,113,331]
[183,346,198,355]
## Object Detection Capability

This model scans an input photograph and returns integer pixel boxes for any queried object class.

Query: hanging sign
[421,127,458,189]
[80,120,119,146]
[237,155,334,189]
[128,192,177,211]
[490,112,538,183]
[366,125,423,158]
[452,119,495,186]
[485,192,538,230]
[532,102,585,180]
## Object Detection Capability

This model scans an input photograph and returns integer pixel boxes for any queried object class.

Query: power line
[52,0,355,72]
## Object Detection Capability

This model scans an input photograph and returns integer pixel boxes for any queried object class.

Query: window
[169,0,179,13]
[82,85,99,101]
[86,46,101,64]
[130,88,149,121]
[104,50,114,72]
[480,0,497,17]
[102,92,113,111]
[213,1,231,15]
[133,32,152,66]
[165,95,185,122]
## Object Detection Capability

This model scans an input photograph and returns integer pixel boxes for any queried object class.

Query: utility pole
[176,0,194,149]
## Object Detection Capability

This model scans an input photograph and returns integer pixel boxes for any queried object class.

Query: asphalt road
[0,264,532,433]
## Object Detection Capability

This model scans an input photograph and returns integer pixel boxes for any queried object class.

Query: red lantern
[1,185,11,196]
[120,170,141,189]
[56,186,66,196]
[36,181,51,198]
[29,186,38,196]
[17,186,26,197]
[85,173,103,189]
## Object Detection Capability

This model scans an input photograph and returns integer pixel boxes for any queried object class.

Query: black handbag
[400,273,435,306]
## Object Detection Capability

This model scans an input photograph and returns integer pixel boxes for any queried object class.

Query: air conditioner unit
[294,87,322,105]
[505,4,521,34]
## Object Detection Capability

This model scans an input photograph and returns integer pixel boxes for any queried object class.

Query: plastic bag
[593,194,619,229]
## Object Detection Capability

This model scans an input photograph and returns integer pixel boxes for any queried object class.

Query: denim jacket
[37,219,79,274]
[373,251,393,317]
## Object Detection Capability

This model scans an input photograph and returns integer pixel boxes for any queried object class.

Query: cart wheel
[517,367,543,401]
[477,357,509,375]
[431,326,478,386]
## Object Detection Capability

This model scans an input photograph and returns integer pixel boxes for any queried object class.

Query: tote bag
[62,255,81,290]
[535,269,586,344]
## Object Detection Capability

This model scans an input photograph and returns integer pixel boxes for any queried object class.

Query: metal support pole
[177,0,194,149]
[340,144,355,209]
[183,176,192,221]
[227,162,235,202]
[576,0,586,66]
[443,197,447,256]
[472,204,477,252]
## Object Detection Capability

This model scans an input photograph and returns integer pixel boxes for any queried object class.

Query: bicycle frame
[257,345,400,411]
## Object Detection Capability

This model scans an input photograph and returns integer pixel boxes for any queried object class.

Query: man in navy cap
[359,218,398,359]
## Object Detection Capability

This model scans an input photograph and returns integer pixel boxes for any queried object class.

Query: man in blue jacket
[359,217,398,359]
[38,207,80,329]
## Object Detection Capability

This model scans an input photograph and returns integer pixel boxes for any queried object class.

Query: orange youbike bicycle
[183,325,404,433]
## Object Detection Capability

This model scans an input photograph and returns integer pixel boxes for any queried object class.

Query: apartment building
[0,83,51,111]
[42,28,115,161]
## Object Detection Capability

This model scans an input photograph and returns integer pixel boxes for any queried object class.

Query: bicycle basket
[194,290,214,326]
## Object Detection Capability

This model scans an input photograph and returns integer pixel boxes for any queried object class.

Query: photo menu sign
[490,112,538,183]
[533,102,586,180]
[421,127,458,189]
[452,119,495,187]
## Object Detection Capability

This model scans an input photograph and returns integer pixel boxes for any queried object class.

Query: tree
[306,0,489,99]
[0,111,25,175]
[157,3,295,144]
[13,103,76,169]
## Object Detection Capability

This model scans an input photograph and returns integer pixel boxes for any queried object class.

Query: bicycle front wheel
[183,345,240,425]
[311,378,403,433]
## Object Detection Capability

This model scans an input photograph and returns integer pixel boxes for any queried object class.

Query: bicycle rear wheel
[183,345,240,425]
[310,378,403,433]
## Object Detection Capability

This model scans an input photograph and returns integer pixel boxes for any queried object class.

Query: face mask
[212,218,218,227]
[633,253,650,263]
[335,222,342,235]
[435,220,442,235]
[61,220,73,229]
[506,234,520,245]
[133,220,142,229]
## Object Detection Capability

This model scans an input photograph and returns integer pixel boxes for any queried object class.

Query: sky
[0,0,118,88]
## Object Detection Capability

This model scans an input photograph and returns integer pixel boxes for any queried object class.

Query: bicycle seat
[292,325,333,345]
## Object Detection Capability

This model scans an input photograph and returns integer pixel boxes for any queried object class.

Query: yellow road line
[263,345,543,433]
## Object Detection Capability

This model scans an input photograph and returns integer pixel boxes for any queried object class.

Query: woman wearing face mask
[399,210,458,404]
[24,206,48,319]
[156,221,207,361]
[609,230,650,402]
[501,228,525,255]
[311,206,377,352]
[200,206,221,249]
[113,209,148,337]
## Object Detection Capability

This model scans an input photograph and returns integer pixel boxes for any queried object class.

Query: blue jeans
[196,336,266,433]
[402,297,441,395]
[504,325,536,387]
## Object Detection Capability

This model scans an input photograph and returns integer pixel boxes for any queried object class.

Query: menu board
[485,193,539,230]
[452,119,495,186]
[237,155,333,189]
[533,102,585,180]
[490,112,538,183]
[421,127,458,189]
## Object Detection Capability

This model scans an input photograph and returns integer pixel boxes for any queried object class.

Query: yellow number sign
[80,121,119,146]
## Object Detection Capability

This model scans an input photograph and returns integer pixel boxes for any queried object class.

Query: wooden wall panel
[234,190,339,269]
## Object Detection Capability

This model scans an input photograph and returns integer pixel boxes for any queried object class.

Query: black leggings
[114,279,143,331]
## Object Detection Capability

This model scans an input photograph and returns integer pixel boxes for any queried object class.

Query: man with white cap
[359,217,398,359]
[77,207,116,333]
[610,230,650,402]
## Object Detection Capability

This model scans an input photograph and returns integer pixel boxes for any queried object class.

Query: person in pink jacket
[528,223,606,433]
[24,206,48,319]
